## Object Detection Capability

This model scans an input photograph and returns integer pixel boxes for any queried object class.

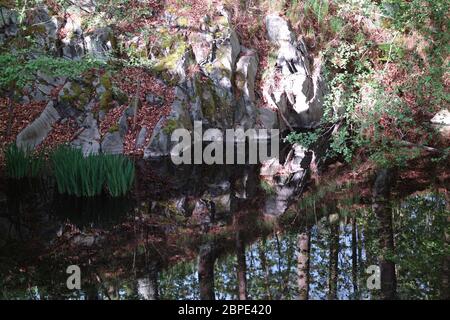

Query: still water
[0,160,448,299]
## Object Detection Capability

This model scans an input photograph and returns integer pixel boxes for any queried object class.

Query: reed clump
[4,144,44,179]
[51,146,134,197]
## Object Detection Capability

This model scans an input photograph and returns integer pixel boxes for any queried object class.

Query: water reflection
[0,160,448,300]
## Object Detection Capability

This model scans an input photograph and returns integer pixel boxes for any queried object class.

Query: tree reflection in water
[0,161,448,300]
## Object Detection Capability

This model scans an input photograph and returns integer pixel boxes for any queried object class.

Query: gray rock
[29,6,59,52]
[258,107,279,129]
[187,14,240,129]
[0,7,19,37]
[265,14,295,45]
[145,93,164,106]
[101,131,123,154]
[73,0,97,14]
[431,109,450,125]
[143,117,170,158]
[118,113,128,137]
[84,27,114,59]
[235,47,258,129]
[16,101,60,150]
[263,14,324,129]
[71,113,100,156]
[144,90,192,158]
[36,83,53,96]
[135,127,148,149]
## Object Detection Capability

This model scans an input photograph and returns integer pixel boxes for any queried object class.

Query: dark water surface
[0,160,448,299]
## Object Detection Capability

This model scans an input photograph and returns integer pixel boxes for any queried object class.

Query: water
[0,160,448,300]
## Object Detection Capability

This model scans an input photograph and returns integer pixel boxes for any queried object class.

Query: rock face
[431,109,450,138]
[0,7,18,42]
[235,47,258,129]
[16,101,60,150]
[144,88,192,158]
[101,131,123,155]
[263,15,325,130]
[72,113,101,156]
[28,5,59,54]
[431,109,450,126]
[5,2,325,191]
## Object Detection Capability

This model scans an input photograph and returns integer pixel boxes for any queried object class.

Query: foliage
[4,144,44,179]
[285,0,448,167]
[284,131,319,150]
[304,0,329,25]
[0,52,105,90]
[104,155,135,197]
[360,192,449,299]
[51,146,134,197]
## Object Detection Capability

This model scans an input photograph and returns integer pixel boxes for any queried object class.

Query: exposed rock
[101,131,123,154]
[71,113,100,156]
[118,113,128,137]
[60,6,85,60]
[56,81,90,118]
[264,14,324,130]
[84,27,114,59]
[431,109,450,125]
[16,101,60,150]
[257,107,279,129]
[22,72,66,103]
[265,14,295,45]
[145,93,164,106]
[135,127,148,149]
[0,7,18,39]
[28,5,59,53]
[144,89,192,158]
[71,0,97,14]
[186,12,240,129]
[431,109,450,138]
[235,47,258,129]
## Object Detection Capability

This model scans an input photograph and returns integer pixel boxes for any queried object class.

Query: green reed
[104,155,135,197]
[51,145,134,197]
[4,144,44,179]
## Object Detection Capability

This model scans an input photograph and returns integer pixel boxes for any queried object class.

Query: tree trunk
[297,228,311,300]
[328,216,339,300]
[236,229,247,300]
[352,216,358,297]
[198,242,216,300]
[372,168,397,300]
[258,239,272,299]
[442,190,450,300]
[137,261,159,300]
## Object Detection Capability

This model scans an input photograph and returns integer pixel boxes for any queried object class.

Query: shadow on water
[51,194,134,229]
